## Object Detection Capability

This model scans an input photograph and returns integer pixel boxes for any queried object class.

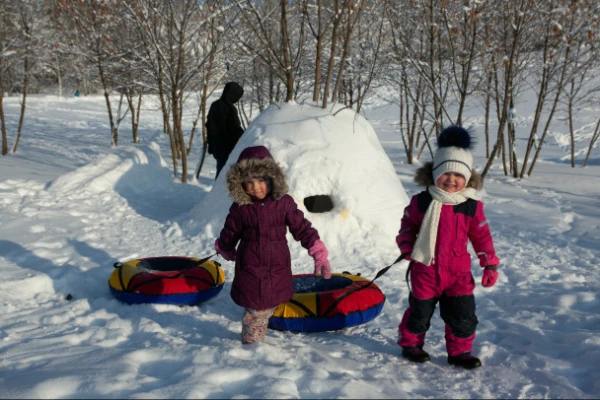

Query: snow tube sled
[268,273,385,333]
[108,256,225,306]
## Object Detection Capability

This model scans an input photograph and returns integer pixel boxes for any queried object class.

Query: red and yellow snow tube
[268,273,385,332]
[108,256,225,305]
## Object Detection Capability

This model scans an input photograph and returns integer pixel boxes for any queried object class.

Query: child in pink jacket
[396,126,500,369]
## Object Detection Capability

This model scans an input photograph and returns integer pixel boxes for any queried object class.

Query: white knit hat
[432,126,474,184]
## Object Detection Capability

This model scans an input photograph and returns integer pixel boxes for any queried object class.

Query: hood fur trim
[226,157,288,205]
[415,162,483,190]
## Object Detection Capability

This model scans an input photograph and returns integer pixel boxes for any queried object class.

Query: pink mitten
[315,259,331,279]
[482,266,498,288]
[309,240,331,279]
[215,239,236,262]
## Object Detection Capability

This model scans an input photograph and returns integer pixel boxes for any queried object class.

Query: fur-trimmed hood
[225,146,289,205]
[415,161,483,190]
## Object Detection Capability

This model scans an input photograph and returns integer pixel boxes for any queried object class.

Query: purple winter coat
[217,146,320,310]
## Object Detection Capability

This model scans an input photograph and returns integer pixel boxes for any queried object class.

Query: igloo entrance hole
[303,195,334,213]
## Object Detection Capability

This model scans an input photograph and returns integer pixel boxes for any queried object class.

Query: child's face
[244,177,268,200]
[436,172,466,193]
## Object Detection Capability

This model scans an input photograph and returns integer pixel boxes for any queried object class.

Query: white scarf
[411,186,481,266]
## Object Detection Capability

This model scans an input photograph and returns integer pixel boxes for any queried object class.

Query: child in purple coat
[396,126,500,369]
[215,145,331,344]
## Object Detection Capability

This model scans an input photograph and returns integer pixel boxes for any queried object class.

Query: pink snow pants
[398,264,478,356]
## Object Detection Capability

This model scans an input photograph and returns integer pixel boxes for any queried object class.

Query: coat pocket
[449,248,472,272]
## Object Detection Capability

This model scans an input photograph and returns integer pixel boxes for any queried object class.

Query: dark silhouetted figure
[206,82,244,179]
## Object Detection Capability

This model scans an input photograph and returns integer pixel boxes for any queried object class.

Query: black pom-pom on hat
[437,125,474,150]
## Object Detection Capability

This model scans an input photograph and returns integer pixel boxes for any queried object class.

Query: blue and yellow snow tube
[268,273,385,333]
[109,256,225,306]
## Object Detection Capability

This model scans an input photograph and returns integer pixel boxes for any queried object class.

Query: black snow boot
[402,346,430,363]
[447,352,482,369]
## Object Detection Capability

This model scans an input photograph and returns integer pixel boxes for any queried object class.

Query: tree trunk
[527,43,571,177]
[508,122,519,178]
[481,1,525,179]
[196,45,215,178]
[56,54,62,98]
[403,79,412,163]
[187,103,203,156]
[157,58,178,177]
[196,141,209,180]
[312,0,323,102]
[12,52,29,153]
[280,0,294,102]
[255,60,264,111]
[134,93,142,143]
[332,1,362,103]
[500,122,508,176]
[484,71,491,158]
[454,6,478,126]
[416,124,435,161]
[428,2,441,132]
[519,30,551,178]
[172,92,188,183]
[568,79,576,168]
[125,90,141,144]
[322,0,339,108]
[97,56,116,145]
[398,82,409,162]
[582,117,600,167]
[0,81,7,156]
[269,67,275,103]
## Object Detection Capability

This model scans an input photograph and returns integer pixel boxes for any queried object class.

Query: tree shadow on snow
[113,147,209,224]
[0,239,75,296]
[0,238,243,398]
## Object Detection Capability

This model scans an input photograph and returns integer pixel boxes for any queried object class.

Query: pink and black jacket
[396,163,499,272]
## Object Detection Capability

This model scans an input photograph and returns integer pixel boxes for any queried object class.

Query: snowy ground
[0,93,599,399]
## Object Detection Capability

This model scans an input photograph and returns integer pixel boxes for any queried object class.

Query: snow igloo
[186,103,409,269]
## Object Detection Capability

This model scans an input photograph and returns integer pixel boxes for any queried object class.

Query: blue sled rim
[110,284,224,305]
[268,301,385,333]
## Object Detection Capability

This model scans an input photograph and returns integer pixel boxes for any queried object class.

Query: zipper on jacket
[256,201,268,303]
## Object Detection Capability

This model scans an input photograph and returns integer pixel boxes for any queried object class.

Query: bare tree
[439,0,486,125]
[385,0,454,133]
[344,2,385,114]
[481,0,537,179]
[124,0,179,174]
[525,0,597,176]
[11,0,46,153]
[330,1,364,104]
[583,117,600,167]
[125,0,231,182]
[516,0,564,177]
[0,2,21,155]
[233,0,306,103]
[321,0,342,108]
[302,0,339,102]
[54,0,127,145]
[561,1,598,168]
[193,7,228,179]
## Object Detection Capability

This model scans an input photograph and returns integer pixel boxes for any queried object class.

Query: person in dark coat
[206,82,245,179]
[214,145,331,344]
